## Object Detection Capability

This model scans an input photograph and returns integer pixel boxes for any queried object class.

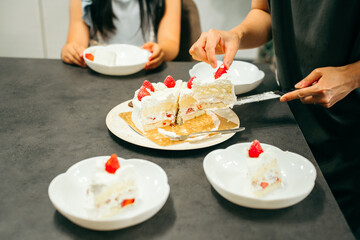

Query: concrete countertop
[0,58,354,240]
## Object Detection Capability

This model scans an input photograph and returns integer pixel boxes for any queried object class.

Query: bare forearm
[159,40,179,61]
[66,22,89,47]
[66,0,89,47]
[157,0,181,61]
[343,60,360,90]
[231,8,272,50]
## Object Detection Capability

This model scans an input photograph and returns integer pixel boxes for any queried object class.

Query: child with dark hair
[61,0,180,70]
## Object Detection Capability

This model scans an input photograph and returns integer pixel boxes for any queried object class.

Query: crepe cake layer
[177,73,236,125]
[132,80,183,133]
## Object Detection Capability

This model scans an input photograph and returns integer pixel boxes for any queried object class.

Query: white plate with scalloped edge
[105,100,240,151]
[189,60,264,95]
[83,44,151,76]
[48,156,170,231]
[203,142,316,209]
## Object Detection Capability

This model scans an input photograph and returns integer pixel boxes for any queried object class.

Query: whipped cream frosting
[132,80,183,132]
[189,74,236,107]
[86,159,138,218]
[246,148,282,193]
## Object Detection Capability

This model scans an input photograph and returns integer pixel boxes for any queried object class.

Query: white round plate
[48,156,170,231]
[203,142,317,209]
[83,44,151,76]
[189,60,265,95]
[106,101,240,151]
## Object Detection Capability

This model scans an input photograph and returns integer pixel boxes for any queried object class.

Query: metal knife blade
[235,91,284,106]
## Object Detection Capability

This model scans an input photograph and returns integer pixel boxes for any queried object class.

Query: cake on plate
[131,66,236,132]
[131,76,183,132]
[177,65,236,124]
[86,154,137,218]
[246,140,282,197]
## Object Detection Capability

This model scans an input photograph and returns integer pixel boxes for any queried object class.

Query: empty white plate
[203,142,316,209]
[83,44,151,76]
[189,60,265,95]
[48,156,170,230]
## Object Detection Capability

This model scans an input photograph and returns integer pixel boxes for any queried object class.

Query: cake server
[158,127,245,141]
[235,90,285,106]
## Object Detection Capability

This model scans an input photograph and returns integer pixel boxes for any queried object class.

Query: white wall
[193,0,258,60]
[0,0,256,60]
[0,0,68,59]
[0,0,45,58]
[41,0,69,58]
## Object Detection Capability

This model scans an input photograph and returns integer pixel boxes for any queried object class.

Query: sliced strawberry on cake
[142,80,155,92]
[105,154,120,174]
[248,140,264,158]
[214,65,228,79]
[137,86,151,101]
[164,75,176,88]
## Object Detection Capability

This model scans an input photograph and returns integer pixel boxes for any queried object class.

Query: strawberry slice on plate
[121,198,135,208]
[85,53,94,61]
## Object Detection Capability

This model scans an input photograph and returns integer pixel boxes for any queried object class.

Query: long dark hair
[90,0,165,40]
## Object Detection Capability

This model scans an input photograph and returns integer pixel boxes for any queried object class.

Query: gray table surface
[0,58,354,240]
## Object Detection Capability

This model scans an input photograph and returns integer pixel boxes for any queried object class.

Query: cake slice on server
[131,76,183,132]
[131,66,237,133]
[177,65,237,124]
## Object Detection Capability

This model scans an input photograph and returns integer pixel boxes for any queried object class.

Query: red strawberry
[186,108,194,114]
[121,198,135,208]
[248,140,264,158]
[164,75,176,88]
[187,76,196,89]
[142,80,154,92]
[85,53,94,61]
[214,65,227,79]
[137,86,150,101]
[260,182,269,189]
[105,154,120,174]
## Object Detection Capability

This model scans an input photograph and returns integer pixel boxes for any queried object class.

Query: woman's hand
[142,42,165,70]
[189,1,271,69]
[61,42,86,67]
[280,62,360,108]
[189,29,241,69]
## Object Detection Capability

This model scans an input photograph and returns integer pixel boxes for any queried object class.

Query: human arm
[61,0,90,67]
[189,0,272,69]
[280,61,360,108]
[142,0,181,70]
